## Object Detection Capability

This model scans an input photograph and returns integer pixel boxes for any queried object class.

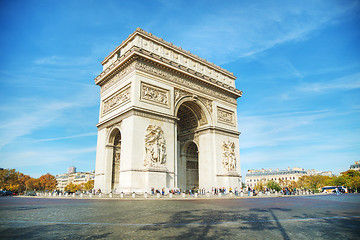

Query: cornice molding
[101,28,236,79]
[97,106,178,130]
[95,46,242,100]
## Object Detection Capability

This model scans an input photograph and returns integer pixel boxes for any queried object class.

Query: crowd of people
[148,187,245,196]
[96,186,318,197]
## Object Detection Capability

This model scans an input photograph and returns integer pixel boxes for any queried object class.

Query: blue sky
[0,0,359,178]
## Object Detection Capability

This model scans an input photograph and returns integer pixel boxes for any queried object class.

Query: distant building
[56,169,95,191]
[350,161,360,171]
[245,167,332,188]
[67,166,76,174]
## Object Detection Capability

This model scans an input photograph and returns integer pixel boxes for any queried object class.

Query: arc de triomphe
[94,28,243,193]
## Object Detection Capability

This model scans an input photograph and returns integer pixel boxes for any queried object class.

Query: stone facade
[94,28,243,193]
[245,167,332,188]
[350,161,360,171]
[56,171,95,192]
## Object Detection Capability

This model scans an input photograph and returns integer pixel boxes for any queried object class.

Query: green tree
[266,180,281,191]
[349,176,360,192]
[254,181,265,191]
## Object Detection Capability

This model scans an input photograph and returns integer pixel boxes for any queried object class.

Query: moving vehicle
[321,186,348,193]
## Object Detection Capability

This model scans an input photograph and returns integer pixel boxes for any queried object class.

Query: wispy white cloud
[36,132,97,142]
[34,55,95,67]
[34,56,63,65]
[176,1,358,64]
[238,109,333,149]
[297,73,360,93]
[0,146,96,173]
[0,85,99,149]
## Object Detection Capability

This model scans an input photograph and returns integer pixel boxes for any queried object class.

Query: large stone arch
[94,29,242,193]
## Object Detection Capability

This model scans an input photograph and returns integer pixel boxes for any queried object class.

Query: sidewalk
[17,191,319,200]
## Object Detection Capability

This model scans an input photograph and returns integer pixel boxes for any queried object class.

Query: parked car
[24,191,36,196]
[0,190,14,196]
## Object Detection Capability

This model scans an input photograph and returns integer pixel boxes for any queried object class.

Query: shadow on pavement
[139,207,292,239]
[0,223,112,240]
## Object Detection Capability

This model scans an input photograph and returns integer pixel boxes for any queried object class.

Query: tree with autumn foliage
[297,175,330,191]
[84,180,94,191]
[25,178,41,191]
[65,182,81,192]
[39,173,57,191]
[0,168,22,192]
[0,168,57,193]
[338,170,360,192]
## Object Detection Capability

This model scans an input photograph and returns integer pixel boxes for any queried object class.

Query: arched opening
[185,142,199,190]
[109,129,121,191]
[176,100,207,191]
[177,101,207,133]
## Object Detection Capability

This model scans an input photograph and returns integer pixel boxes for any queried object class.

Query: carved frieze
[144,125,167,167]
[140,82,169,107]
[199,97,213,115]
[101,62,136,94]
[217,107,235,125]
[102,85,131,116]
[135,60,237,104]
[222,140,236,172]
[174,88,190,103]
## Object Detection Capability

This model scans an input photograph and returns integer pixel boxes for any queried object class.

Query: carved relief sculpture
[174,88,190,103]
[218,107,234,125]
[144,125,167,167]
[141,82,169,107]
[222,141,236,172]
[102,86,131,115]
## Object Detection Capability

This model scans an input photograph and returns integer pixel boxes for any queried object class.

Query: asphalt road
[0,194,359,239]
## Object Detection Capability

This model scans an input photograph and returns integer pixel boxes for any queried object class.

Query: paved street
[1,194,359,239]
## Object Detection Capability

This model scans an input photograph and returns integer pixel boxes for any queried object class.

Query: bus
[321,186,348,193]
